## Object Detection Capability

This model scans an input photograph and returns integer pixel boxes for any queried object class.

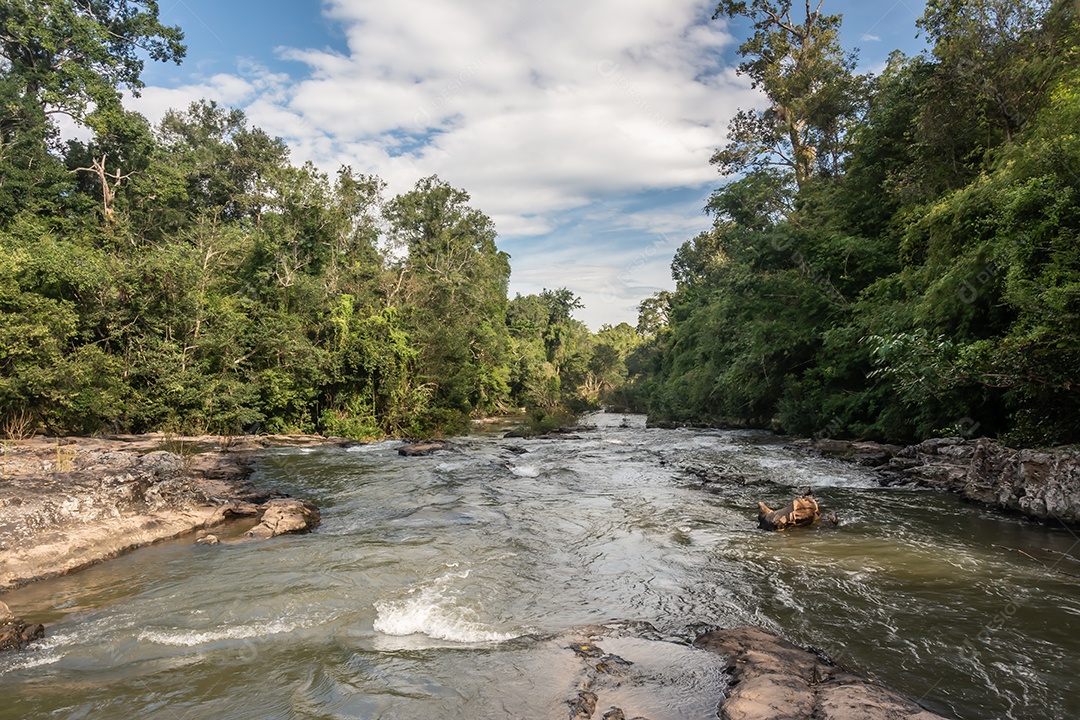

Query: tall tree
[712,0,864,189]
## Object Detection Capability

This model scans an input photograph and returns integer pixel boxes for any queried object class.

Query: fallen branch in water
[991,544,1080,578]
[1041,547,1080,564]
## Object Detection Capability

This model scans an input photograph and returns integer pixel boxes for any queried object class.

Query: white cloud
[131,0,757,326]
[130,72,259,122]
[861,33,882,42]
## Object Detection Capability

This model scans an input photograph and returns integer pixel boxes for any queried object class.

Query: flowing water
[3,413,1080,719]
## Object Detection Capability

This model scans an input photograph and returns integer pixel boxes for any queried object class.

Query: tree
[636,291,671,337]
[383,176,512,420]
[0,0,185,122]
[918,0,1058,143]
[712,0,864,188]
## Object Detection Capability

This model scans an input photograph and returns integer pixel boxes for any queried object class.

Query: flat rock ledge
[879,438,1080,524]
[695,627,948,720]
[0,438,324,596]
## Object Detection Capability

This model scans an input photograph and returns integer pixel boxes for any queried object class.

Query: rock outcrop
[786,438,904,467]
[788,436,1080,525]
[0,438,323,592]
[695,626,947,720]
[503,425,594,440]
[876,438,1080,524]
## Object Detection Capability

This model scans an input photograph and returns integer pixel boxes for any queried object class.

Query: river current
[2,413,1079,719]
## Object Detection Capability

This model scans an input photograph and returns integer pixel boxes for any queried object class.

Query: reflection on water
[2,413,1079,719]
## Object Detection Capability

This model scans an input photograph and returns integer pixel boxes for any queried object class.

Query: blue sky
[134,0,928,328]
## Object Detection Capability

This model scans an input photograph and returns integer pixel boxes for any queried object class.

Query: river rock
[0,603,45,652]
[788,438,903,467]
[245,498,321,539]
[0,435,326,592]
[695,627,947,720]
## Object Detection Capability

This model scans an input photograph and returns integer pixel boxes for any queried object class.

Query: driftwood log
[758,488,837,531]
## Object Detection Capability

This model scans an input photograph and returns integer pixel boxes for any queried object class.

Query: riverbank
[789,436,1080,525]
[0,433,337,596]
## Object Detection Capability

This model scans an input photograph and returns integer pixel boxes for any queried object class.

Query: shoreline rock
[877,437,1080,524]
[786,436,1080,525]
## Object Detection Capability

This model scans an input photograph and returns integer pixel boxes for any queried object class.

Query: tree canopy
[626,0,1080,446]
[0,16,639,439]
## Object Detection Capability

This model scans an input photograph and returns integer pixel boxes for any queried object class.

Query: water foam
[0,651,63,672]
[137,619,299,646]
[373,570,520,644]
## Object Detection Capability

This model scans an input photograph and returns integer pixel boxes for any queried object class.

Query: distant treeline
[625,0,1080,446]
[0,2,640,438]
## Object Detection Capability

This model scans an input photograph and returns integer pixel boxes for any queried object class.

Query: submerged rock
[398,440,456,456]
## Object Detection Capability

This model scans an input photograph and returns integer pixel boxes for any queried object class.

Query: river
[2,413,1078,719]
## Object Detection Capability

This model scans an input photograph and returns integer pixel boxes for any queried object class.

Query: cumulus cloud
[129,0,756,325]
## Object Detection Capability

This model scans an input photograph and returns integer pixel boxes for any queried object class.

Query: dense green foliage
[5,0,1074,445]
[0,1,641,438]
[630,0,1080,446]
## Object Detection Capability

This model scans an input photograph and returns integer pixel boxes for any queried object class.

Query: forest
[0,1,639,438]
[627,0,1080,446]
[2,0,1078,446]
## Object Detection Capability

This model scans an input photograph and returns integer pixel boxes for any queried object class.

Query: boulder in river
[245,498,321,539]
[757,488,825,530]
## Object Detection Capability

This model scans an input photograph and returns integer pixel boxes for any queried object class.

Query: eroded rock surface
[789,436,1080,524]
[876,438,1080,523]
[398,440,457,456]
